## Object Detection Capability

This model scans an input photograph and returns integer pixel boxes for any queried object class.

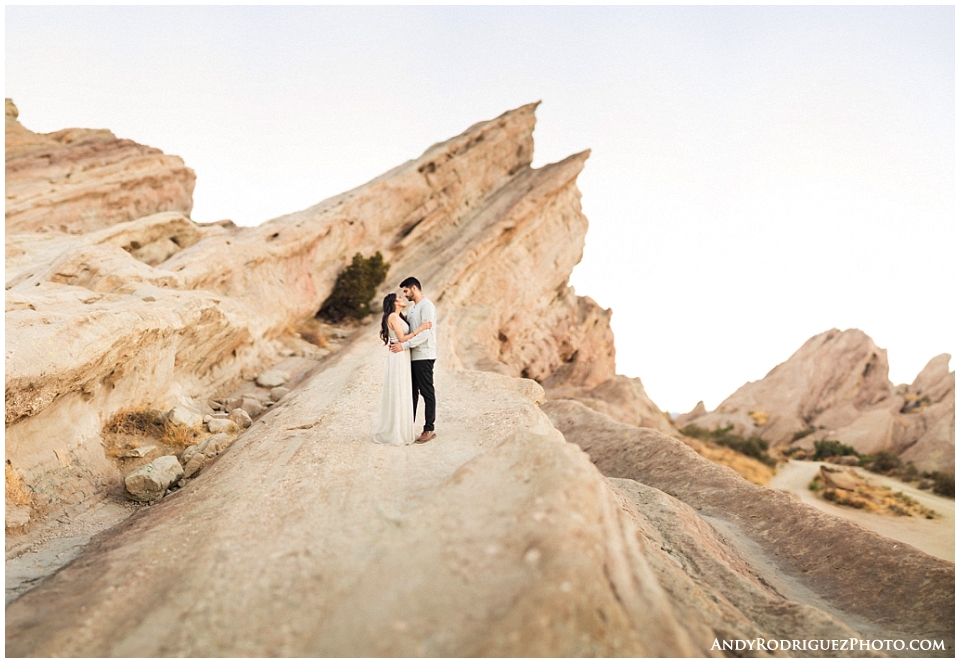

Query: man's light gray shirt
[401,297,437,361]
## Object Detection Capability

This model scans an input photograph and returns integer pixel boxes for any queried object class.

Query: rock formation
[5,102,954,656]
[684,329,955,473]
[5,99,195,234]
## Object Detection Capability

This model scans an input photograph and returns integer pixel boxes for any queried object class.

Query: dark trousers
[411,359,436,431]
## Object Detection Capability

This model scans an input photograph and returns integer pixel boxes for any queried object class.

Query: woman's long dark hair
[379,294,397,344]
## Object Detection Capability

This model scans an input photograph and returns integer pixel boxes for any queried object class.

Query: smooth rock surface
[255,370,289,388]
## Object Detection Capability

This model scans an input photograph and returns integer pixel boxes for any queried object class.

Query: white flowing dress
[373,321,415,446]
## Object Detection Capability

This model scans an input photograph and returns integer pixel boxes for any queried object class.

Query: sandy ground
[767,460,955,562]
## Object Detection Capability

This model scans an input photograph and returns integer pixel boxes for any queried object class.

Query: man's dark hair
[399,277,422,291]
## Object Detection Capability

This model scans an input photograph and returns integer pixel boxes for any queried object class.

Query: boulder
[256,370,289,388]
[838,455,860,466]
[270,387,291,401]
[182,453,207,479]
[168,406,202,429]
[124,456,184,501]
[229,408,253,429]
[199,433,233,457]
[240,398,263,419]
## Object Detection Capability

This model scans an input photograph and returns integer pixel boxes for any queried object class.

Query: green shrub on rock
[812,439,859,461]
[318,252,389,322]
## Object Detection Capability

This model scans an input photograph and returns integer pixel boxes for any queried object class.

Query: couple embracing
[373,277,437,446]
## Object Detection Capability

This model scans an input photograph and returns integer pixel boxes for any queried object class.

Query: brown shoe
[415,430,436,444]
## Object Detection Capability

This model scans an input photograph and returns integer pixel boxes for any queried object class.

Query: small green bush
[859,450,902,473]
[318,252,390,322]
[682,423,776,466]
[928,472,955,498]
[791,427,816,442]
[808,480,820,491]
[812,439,859,461]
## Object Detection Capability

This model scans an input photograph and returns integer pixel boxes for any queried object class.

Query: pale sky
[6,5,955,413]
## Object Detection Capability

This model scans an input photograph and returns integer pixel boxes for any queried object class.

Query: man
[390,277,437,443]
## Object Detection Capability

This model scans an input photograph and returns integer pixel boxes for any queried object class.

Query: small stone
[225,397,244,412]
[117,445,156,459]
[200,433,233,457]
[207,418,239,434]
[279,348,294,357]
[229,408,253,429]
[181,444,199,465]
[256,370,290,388]
[240,398,263,418]
[167,406,202,429]
[207,399,222,411]
[270,387,291,401]
[125,456,184,501]
[839,455,860,466]
[203,413,230,422]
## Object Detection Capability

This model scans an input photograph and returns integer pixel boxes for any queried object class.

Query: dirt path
[768,460,954,562]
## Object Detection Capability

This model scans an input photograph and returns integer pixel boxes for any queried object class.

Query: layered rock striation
[5,99,195,234]
[682,329,954,472]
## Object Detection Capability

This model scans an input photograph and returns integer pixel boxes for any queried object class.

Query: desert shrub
[161,419,205,449]
[716,435,776,467]
[791,427,816,442]
[808,480,820,491]
[858,450,902,474]
[318,252,390,322]
[682,424,776,466]
[812,439,859,461]
[900,462,920,482]
[926,472,955,498]
[106,408,166,438]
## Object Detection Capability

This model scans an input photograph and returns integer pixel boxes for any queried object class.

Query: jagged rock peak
[686,328,954,472]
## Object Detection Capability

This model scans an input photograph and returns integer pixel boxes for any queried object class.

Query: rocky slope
[682,329,955,473]
[5,99,195,234]
[6,103,954,656]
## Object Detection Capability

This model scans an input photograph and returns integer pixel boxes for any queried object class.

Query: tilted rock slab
[5,99,195,234]
[6,102,671,514]
[543,398,954,655]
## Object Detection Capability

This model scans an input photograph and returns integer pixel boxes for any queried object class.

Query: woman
[373,292,432,445]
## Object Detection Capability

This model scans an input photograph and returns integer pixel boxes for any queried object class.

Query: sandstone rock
[270,387,290,401]
[5,502,31,530]
[168,406,202,429]
[838,455,860,466]
[124,456,183,501]
[686,330,954,472]
[182,453,207,479]
[229,408,253,429]
[207,418,239,435]
[5,99,195,234]
[255,370,289,388]
[181,445,200,465]
[818,466,859,492]
[225,397,244,412]
[240,398,263,419]
[199,433,233,457]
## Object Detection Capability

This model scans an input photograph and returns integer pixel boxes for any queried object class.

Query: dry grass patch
[5,460,32,506]
[809,468,938,518]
